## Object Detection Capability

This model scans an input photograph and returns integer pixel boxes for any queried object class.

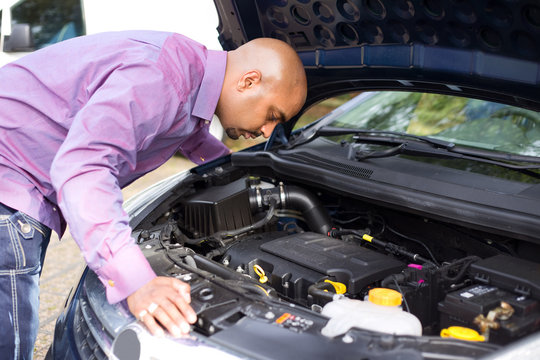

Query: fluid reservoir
[321,288,422,338]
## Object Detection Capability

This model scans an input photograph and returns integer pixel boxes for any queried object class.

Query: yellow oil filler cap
[440,326,485,342]
[368,288,402,307]
[324,279,347,294]
[253,264,268,284]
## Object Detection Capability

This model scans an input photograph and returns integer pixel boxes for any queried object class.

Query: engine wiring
[332,210,386,235]
[156,233,279,302]
[385,225,441,267]
[328,228,439,268]
[331,209,440,266]
[391,275,411,313]
[436,256,480,283]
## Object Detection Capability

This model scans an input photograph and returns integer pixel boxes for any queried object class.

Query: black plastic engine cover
[224,232,405,302]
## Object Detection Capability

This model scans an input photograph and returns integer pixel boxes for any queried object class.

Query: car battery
[438,284,540,344]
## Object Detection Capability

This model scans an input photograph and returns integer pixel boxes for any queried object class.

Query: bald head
[215,38,307,140]
[228,38,306,97]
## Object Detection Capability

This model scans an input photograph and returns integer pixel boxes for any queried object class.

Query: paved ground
[34,156,193,359]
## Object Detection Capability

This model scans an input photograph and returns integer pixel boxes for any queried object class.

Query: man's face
[217,77,305,140]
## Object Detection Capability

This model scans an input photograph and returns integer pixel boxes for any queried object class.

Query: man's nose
[261,122,278,138]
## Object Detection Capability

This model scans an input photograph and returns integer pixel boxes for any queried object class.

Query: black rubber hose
[381,273,406,288]
[250,185,332,235]
[285,186,332,235]
[308,282,337,303]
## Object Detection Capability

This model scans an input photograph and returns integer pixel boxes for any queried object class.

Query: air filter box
[182,179,253,237]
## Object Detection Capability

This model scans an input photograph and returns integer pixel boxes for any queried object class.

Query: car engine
[132,164,540,349]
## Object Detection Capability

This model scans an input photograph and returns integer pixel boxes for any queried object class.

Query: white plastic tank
[321,288,422,337]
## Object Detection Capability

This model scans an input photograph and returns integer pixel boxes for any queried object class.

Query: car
[47,0,540,359]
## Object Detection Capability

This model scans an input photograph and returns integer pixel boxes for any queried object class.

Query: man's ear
[237,70,262,91]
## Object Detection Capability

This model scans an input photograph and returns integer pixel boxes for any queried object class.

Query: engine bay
[132,164,540,352]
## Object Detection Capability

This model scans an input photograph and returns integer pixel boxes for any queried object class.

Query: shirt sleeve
[180,129,231,164]
[50,62,182,303]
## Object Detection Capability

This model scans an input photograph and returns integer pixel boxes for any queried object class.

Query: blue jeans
[0,203,51,360]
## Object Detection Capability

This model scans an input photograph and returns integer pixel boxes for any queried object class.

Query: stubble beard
[225,128,240,140]
[226,128,262,140]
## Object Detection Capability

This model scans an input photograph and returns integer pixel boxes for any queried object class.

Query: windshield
[316,92,540,158]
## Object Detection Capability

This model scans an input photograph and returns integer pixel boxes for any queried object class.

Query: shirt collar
[192,49,227,121]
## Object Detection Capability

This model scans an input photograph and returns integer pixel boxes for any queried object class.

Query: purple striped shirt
[0,31,229,303]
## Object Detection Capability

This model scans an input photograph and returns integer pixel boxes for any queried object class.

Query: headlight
[110,323,241,360]
[479,331,540,360]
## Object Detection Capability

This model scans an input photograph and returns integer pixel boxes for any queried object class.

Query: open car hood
[213,0,540,110]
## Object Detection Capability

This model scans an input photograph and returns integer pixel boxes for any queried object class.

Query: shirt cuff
[95,244,156,304]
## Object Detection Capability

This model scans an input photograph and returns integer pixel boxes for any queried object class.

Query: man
[0,31,307,358]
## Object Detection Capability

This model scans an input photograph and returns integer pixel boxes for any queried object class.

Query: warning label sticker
[460,285,497,298]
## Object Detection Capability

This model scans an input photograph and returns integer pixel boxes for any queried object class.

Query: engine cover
[223,232,405,304]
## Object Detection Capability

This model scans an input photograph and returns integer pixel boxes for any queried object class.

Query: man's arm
[50,62,196,336]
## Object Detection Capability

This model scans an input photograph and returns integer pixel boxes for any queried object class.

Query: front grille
[73,291,108,360]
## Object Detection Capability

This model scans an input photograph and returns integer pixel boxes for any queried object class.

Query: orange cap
[368,288,402,306]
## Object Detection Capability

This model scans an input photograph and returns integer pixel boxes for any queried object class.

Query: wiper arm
[316,126,457,149]
[356,141,540,172]
[310,126,540,168]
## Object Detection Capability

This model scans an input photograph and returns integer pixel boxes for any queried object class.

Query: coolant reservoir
[321,288,422,337]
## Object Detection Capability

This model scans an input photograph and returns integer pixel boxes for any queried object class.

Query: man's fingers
[141,312,165,338]
[140,299,190,338]
[171,278,191,304]
[153,282,196,323]
[150,303,186,338]
[168,291,197,324]
[163,278,196,323]
[127,276,198,338]
[156,297,192,335]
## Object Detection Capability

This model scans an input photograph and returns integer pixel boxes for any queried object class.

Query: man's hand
[127,277,197,338]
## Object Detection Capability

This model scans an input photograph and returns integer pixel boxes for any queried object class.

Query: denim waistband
[0,203,50,236]
[0,202,17,218]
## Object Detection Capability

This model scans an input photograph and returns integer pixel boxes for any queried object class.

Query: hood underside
[214,0,540,110]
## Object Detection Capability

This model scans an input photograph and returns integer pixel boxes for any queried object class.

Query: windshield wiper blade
[356,141,540,172]
[313,126,540,166]
[291,126,540,173]
[314,126,457,149]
